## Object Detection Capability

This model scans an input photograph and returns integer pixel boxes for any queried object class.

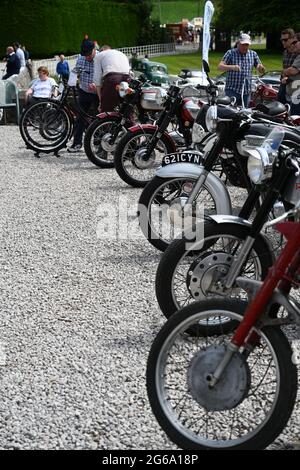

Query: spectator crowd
[2,28,300,142]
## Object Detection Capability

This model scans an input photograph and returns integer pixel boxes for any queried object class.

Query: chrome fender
[156,163,232,216]
[208,215,275,261]
[209,214,251,227]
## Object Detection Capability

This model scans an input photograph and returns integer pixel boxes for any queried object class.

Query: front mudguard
[127,124,177,152]
[156,163,232,216]
[96,111,121,119]
[208,214,276,262]
[209,214,251,227]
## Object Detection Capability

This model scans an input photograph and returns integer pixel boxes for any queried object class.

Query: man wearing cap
[218,33,265,107]
[93,45,130,112]
[67,40,99,153]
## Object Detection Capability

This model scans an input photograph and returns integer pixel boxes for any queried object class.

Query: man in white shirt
[93,45,130,111]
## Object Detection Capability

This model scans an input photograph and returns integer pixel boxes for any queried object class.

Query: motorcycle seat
[255,101,286,116]
[216,96,232,105]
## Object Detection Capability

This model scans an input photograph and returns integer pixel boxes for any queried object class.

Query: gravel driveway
[0,125,299,450]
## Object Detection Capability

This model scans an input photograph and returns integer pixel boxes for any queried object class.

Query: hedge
[0,0,142,58]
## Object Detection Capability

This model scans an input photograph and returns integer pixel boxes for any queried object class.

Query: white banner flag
[202,1,215,70]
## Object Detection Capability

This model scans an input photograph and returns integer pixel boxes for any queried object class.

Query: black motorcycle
[155,127,300,322]
[138,93,294,251]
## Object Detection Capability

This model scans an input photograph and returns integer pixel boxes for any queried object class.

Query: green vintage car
[132,58,169,87]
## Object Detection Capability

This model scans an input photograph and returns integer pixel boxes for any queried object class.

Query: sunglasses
[291,40,298,45]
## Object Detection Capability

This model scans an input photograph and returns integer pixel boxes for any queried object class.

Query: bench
[0,79,20,124]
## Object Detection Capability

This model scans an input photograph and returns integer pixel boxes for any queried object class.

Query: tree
[214,0,300,50]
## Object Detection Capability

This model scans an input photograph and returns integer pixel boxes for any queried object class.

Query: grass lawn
[152,50,282,76]
[151,1,206,24]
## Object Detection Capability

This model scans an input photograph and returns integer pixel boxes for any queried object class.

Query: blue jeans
[225,89,250,107]
[73,89,99,146]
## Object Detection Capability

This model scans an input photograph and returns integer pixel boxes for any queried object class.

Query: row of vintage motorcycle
[19,62,300,449]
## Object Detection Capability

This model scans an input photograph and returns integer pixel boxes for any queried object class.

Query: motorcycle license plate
[162,152,203,166]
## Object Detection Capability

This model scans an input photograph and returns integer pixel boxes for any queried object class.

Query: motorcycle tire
[147,299,297,450]
[114,127,175,188]
[156,221,274,328]
[138,175,220,252]
[84,116,130,169]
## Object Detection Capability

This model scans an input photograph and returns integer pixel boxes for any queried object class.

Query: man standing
[2,46,21,79]
[13,42,26,71]
[67,40,99,153]
[93,46,130,112]
[218,33,265,106]
[56,54,70,83]
[282,34,300,115]
[278,28,297,103]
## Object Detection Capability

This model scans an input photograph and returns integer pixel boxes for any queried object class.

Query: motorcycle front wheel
[84,116,129,168]
[147,299,297,450]
[156,221,274,322]
[114,128,175,188]
[138,176,218,252]
[19,100,72,153]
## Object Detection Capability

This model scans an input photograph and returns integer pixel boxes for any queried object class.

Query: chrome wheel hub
[187,345,250,411]
[101,133,116,152]
[134,148,156,169]
[187,252,233,300]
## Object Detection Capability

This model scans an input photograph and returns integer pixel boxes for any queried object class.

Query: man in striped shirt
[218,33,265,107]
[67,40,99,153]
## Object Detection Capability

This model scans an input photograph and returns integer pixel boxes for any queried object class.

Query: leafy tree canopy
[214,0,300,32]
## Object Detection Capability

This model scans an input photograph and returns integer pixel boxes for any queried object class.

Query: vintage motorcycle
[83,78,162,168]
[138,94,299,252]
[113,83,203,187]
[155,127,300,320]
[147,200,300,450]
[137,58,300,252]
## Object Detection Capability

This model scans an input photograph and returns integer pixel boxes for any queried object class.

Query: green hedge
[0,0,142,57]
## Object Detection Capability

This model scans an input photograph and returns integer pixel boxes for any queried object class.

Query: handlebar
[264,198,300,230]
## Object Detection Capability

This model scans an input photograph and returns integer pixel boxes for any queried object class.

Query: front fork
[224,174,291,289]
[142,110,175,160]
[109,117,128,145]
[186,136,226,205]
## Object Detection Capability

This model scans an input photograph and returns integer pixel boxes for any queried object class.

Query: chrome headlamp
[247,147,273,184]
[205,105,218,132]
[154,87,168,106]
[247,127,285,184]
[118,82,130,98]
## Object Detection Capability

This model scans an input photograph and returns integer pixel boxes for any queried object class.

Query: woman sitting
[25,66,57,103]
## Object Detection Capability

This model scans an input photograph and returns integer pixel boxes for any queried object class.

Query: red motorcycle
[113,84,202,187]
[83,79,161,168]
[147,195,300,450]
[250,77,279,107]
